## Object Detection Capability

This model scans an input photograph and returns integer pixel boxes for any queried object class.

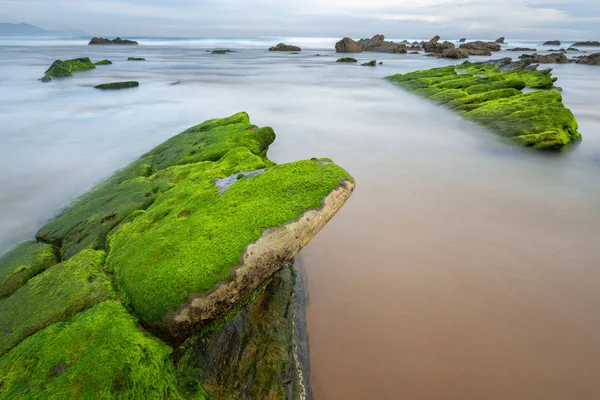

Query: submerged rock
[89,37,138,45]
[94,81,140,90]
[506,47,537,51]
[576,52,600,65]
[543,40,561,46]
[459,41,502,56]
[361,60,377,66]
[386,60,581,150]
[127,57,145,61]
[2,112,354,397]
[571,41,600,46]
[94,59,112,65]
[40,57,95,82]
[269,43,301,51]
[210,49,232,54]
[336,57,357,62]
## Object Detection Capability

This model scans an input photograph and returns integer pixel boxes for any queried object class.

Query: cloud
[0,0,599,39]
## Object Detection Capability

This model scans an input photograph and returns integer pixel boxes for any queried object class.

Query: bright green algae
[0,301,181,399]
[106,150,352,322]
[386,60,581,150]
[0,241,57,298]
[0,249,114,356]
[40,57,96,82]
[35,112,275,259]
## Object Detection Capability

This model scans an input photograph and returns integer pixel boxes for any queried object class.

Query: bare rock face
[439,47,469,59]
[459,41,501,56]
[356,34,407,53]
[543,40,561,46]
[521,52,571,64]
[495,37,506,44]
[335,37,362,53]
[89,37,138,45]
[269,43,301,52]
[423,35,441,52]
[507,47,537,51]
[575,52,600,65]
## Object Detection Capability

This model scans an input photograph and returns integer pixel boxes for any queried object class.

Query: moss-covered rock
[210,50,232,55]
[386,60,581,150]
[0,301,181,399]
[40,57,95,82]
[127,57,145,61]
[0,241,57,298]
[94,81,139,90]
[336,57,357,63]
[0,249,114,356]
[94,59,113,65]
[361,60,377,66]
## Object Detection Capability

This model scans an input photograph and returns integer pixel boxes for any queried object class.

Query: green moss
[94,81,139,90]
[94,59,113,65]
[0,241,57,299]
[127,57,145,61]
[336,57,357,63]
[0,301,182,399]
[106,150,352,322]
[210,50,232,54]
[361,60,377,66]
[35,112,275,259]
[386,61,581,150]
[40,57,95,82]
[0,249,114,356]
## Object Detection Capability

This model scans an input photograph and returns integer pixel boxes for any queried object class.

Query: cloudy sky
[1,0,599,39]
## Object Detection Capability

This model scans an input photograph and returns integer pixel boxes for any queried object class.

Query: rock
[409,51,420,54]
[94,81,140,90]
[567,48,580,52]
[40,57,95,82]
[423,35,441,52]
[571,41,600,46]
[356,34,407,53]
[548,48,567,53]
[521,53,570,64]
[506,48,537,51]
[211,49,232,54]
[407,45,422,51]
[335,37,362,53]
[576,52,600,65]
[459,41,501,56]
[495,37,506,44]
[127,57,145,61]
[89,37,138,45]
[459,38,467,43]
[336,57,357,62]
[386,61,581,150]
[94,59,112,65]
[0,241,57,298]
[361,60,377,66]
[269,43,301,52]
[543,40,561,46]
[439,48,469,59]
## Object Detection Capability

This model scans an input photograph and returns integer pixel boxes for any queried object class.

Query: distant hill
[0,22,87,37]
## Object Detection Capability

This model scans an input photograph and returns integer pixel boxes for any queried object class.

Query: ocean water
[1,36,600,399]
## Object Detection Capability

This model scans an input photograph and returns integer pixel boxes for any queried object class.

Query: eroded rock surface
[336,34,406,53]
[576,52,600,65]
[269,43,302,51]
[459,41,502,56]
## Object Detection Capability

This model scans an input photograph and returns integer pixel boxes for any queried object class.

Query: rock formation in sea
[94,81,140,90]
[543,40,561,46]
[459,38,467,43]
[458,41,502,56]
[422,35,441,52]
[336,57,358,62]
[269,43,302,51]
[386,58,581,150]
[40,57,95,82]
[127,57,145,61]
[0,112,354,398]
[495,37,506,44]
[520,52,571,64]
[506,48,537,51]
[89,37,138,45]
[575,52,600,65]
[571,41,600,46]
[94,59,112,65]
[335,34,406,53]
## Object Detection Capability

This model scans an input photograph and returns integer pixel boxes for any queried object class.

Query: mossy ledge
[1,112,354,398]
[40,57,95,82]
[94,81,140,90]
[386,58,582,150]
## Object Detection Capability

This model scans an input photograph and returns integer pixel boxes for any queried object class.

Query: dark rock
[423,35,441,52]
[94,81,140,90]
[571,41,600,46]
[506,47,537,51]
[89,37,138,45]
[335,37,362,53]
[407,45,422,51]
[127,57,145,61]
[439,47,469,59]
[548,48,567,53]
[567,48,580,52]
[459,41,501,56]
[409,51,420,54]
[269,43,301,52]
[543,40,561,46]
[361,60,377,66]
[459,38,467,43]
[495,37,506,44]
[576,52,600,65]
[210,50,232,54]
[356,34,407,53]
[336,57,357,63]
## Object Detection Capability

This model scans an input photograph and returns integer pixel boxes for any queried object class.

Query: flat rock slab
[94,81,139,90]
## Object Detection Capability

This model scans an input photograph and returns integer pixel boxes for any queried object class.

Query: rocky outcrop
[94,59,112,65]
[89,37,138,45]
[459,38,467,43]
[543,40,561,46]
[336,57,357,62]
[459,41,502,56]
[520,52,570,64]
[439,47,469,59]
[571,41,600,46]
[506,47,537,51]
[386,60,581,150]
[269,43,302,51]
[94,81,139,90]
[2,112,354,397]
[40,57,95,82]
[423,35,441,52]
[356,34,407,53]
[335,37,362,53]
[361,60,377,66]
[575,52,600,65]
[335,34,406,53]
[495,37,506,44]
[127,57,145,61]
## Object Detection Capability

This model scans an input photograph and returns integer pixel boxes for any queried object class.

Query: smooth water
[1,37,600,399]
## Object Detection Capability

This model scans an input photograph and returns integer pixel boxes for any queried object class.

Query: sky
[1,0,599,39]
